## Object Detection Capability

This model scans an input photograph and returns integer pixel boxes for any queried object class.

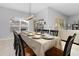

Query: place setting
[31,33,54,40]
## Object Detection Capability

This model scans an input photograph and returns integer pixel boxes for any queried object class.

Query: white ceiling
[0,3,79,16]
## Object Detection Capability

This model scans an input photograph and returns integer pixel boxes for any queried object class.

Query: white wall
[66,15,79,30]
[0,7,28,38]
[67,15,79,24]
[35,7,68,30]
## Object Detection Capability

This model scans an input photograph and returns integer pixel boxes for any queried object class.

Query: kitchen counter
[58,30,79,44]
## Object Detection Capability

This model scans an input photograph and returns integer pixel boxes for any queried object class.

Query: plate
[36,32,41,35]
[42,35,54,40]
[27,32,35,36]
[32,35,42,39]
[27,34,34,36]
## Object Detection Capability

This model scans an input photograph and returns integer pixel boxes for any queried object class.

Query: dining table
[20,31,62,56]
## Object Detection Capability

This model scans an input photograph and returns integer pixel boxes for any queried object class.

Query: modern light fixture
[26,3,34,20]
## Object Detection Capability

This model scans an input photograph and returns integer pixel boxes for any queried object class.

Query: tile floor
[0,38,15,56]
[62,41,79,56]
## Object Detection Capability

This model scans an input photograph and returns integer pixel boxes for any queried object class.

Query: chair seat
[45,47,63,56]
[24,47,36,56]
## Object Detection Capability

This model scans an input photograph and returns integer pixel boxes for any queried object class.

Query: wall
[35,7,68,30]
[66,15,79,30]
[0,7,28,38]
[48,7,68,30]
[35,8,49,29]
[67,15,79,24]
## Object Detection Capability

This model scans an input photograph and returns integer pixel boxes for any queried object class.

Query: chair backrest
[13,31,25,56]
[18,34,25,56]
[63,33,76,56]
[13,31,17,50]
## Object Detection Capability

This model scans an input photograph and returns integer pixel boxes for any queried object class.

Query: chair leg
[68,53,70,56]
[15,50,17,56]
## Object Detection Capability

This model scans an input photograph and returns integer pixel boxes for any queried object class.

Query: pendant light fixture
[27,3,34,20]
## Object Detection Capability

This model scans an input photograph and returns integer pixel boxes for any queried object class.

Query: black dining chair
[18,34,36,56]
[13,31,36,56]
[13,31,25,56]
[45,33,76,56]
[13,31,18,50]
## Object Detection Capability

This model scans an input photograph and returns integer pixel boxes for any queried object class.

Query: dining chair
[13,31,25,56]
[13,30,18,50]
[18,34,36,56]
[45,33,76,56]
[13,31,36,56]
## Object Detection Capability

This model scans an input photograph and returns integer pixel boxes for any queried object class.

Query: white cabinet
[58,30,79,44]
[10,17,29,33]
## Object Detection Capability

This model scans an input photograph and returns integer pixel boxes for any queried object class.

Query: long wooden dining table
[20,31,62,56]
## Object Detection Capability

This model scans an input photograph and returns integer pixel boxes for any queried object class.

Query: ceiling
[0,3,79,16]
